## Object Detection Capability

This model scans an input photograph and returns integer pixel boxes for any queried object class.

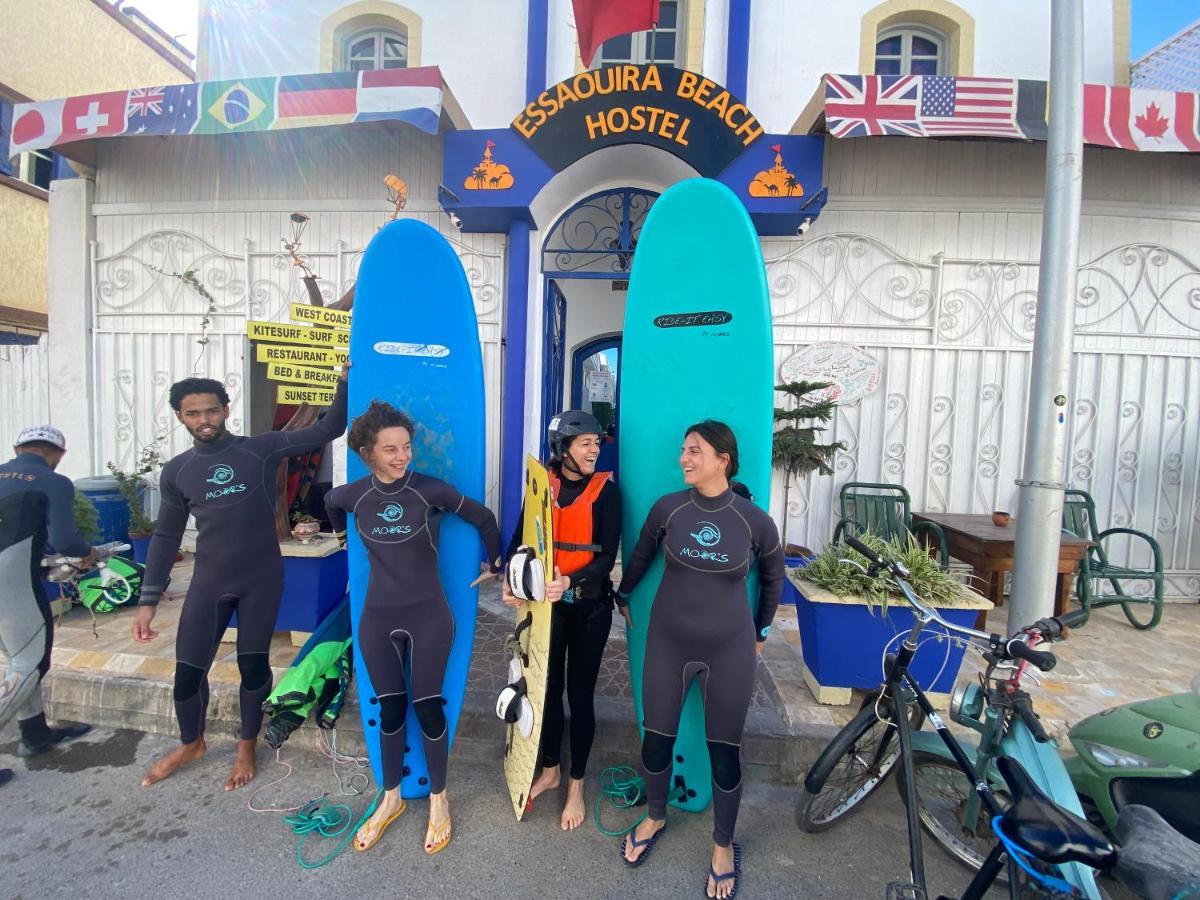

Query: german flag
[274,73,358,129]
[1016,80,1048,142]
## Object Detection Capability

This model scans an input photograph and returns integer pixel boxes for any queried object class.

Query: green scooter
[1065,673,1200,844]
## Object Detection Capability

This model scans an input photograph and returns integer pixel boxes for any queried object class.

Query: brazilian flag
[194,77,278,135]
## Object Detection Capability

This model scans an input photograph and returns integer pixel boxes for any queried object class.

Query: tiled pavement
[32,556,1200,777]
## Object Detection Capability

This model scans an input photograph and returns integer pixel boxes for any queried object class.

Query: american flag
[127,87,166,117]
[919,76,1023,137]
[824,75,921,138]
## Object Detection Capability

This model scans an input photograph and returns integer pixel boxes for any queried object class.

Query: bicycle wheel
[901,750,1011,873]
[796,689,925,832]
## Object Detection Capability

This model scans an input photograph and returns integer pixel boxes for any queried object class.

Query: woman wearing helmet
[616,420,784,900]
[501,409,623,831]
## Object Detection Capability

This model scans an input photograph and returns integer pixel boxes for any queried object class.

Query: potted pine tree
[772,381,843,566]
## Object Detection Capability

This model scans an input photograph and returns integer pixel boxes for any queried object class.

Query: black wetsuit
[618,487,784,847]
[0,454,90,743]
[325,471,500,793]
[505,471,622,780]
[141,380,347,745]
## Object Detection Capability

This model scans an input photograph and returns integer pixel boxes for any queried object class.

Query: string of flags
[7,67,446,157]
[819,74,1200,152]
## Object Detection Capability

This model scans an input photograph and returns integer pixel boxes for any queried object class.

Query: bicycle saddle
[996,756,1116,869]
[1112,804,1200,899]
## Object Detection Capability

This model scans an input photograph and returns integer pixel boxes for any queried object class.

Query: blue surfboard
[620,178,774,813]
[348,219,486,797]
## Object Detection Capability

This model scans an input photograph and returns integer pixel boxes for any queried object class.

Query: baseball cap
[16,425,67,451]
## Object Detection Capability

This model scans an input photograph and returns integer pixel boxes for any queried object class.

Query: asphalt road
[0,722,1006,900]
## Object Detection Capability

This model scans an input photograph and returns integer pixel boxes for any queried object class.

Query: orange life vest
[547,470,611,576]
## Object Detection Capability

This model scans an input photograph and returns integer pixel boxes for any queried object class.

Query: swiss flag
[8,99,64,156]
[573,0,661,67]
[60,91,129,143]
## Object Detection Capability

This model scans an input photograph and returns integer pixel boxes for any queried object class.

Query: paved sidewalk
[33,555,1200,782]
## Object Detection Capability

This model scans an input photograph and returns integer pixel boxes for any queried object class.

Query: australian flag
[126,84,199,136]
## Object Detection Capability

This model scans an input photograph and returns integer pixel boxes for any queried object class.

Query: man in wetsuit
[133,366,348,790]
[0,426,96,787]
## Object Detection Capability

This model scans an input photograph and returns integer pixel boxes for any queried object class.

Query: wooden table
[911,512,1092,619]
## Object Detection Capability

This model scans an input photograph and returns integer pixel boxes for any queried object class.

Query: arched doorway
[539,187,659,476]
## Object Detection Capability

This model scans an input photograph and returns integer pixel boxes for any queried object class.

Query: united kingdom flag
[824,74,921,138]
[127,87,166,117]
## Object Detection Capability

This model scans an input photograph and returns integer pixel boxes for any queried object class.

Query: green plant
[107,444,163,536]
[73,491,100,542]
[772,381,845,551]
[803,532,971,613]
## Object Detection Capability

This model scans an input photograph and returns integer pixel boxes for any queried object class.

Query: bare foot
[355,789,405,851]
[707,844,736,899]
[529,764,561,802]
[623,816,665,863]
[561,777,585,831]
[141,738,206,786]
[223,738,257,791]
[425,790,452,854]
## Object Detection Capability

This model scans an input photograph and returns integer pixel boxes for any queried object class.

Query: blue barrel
[74,475,131,544]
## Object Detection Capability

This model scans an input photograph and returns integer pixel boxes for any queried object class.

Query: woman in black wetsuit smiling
[325,401,501,855]
[616,420,784,900]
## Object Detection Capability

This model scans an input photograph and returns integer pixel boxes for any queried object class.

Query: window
[343,28,408,72]
[874,26,946,75]
[595,0,683,68]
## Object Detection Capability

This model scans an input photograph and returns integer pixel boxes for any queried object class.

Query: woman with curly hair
[324,400,501,855]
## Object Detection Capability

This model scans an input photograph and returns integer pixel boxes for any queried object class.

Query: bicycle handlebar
[1007,639,1057,672]
[1012,693,1050,743]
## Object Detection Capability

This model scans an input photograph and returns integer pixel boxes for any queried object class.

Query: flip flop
[424,816,452,855]
[704,843,742,900]
[621,820,666,868]
[353,799,407,852]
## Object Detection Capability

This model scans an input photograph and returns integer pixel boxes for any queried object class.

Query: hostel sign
[511,65,764,177]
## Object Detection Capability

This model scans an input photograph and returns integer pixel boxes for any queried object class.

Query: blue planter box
[787,574,991,700]
[232,544,348,633]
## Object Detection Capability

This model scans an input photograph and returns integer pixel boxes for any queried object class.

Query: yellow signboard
[276,385,337,406]
[289,302,352,329]
[247,320,349,348]
[266,361,342,388]
[255,344,348,367]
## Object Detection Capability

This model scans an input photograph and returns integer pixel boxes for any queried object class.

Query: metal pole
[1009,0,1085,628]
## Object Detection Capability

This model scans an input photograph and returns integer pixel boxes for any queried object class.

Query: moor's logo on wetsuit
[372,502,412,536]
[681,520,729,562]
[203,464,246,500]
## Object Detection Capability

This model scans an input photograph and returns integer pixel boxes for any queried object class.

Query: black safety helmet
[547,409,602,462]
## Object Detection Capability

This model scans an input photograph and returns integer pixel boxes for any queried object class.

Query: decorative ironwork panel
[542,188,657,277]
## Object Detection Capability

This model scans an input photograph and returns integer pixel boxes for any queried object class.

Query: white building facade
[18,0,1200,601]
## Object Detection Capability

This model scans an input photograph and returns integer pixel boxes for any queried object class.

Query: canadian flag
[573,0,661,67]
[1084,85,1200,152]
[8,99,65,156]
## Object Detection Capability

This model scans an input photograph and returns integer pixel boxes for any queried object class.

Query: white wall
[199,0,527,128]
[558,277,626,402]
[199,1,1121,135]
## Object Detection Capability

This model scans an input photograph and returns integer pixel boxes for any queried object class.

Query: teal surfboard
[619,178,773,813]
[348,219,486,797]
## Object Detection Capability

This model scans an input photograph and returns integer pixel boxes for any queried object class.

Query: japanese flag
[8,99,64,156]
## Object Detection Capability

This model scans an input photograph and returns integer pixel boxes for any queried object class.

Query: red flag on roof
[573,0,661,67]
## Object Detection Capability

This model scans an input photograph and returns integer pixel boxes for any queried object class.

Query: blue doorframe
[570,333,622,482]
[541,279,567,455]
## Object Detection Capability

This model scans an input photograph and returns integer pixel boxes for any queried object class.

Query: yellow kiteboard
[500,455,555,820]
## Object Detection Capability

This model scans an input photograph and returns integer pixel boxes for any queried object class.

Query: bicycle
[795,535,1115,899]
